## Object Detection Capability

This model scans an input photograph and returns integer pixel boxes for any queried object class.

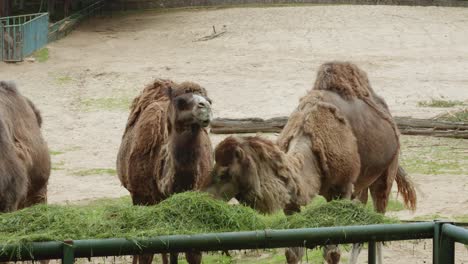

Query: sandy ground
[1,4,468,263]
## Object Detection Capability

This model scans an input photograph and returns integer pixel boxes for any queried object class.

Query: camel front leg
[284,203,304,264]
[376,242,383,264]
[348,243,363,264]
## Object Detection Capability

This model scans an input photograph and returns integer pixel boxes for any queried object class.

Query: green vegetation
[49,150,64,156]
[56,75,73,85]
[52,161,65,171]
[80,97,132,111]
[32,48,49,63]
[436,108,468,122]
[0,192,396,248]
[72,168,117,176]
[417,99,464,108]
[400,135,468,175]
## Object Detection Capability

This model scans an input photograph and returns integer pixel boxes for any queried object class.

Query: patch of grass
[52,161,65,171]
[436,108,468,122]
[400,136,468,175]
[56,75,73,85]
[32,48,49,63]
[80,97,132,111]
[49,150,64,156]
[0,192,396,250]
[72,168,117,176]
[412,214,468,223]
[417,99,464,108]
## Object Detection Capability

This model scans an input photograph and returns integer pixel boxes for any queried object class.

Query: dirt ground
[1,4,468,263]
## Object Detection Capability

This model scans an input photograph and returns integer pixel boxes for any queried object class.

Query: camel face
[205,136,260,204]
[169,92,212,129]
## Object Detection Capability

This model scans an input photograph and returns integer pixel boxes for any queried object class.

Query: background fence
[0,13,48,62]
[0,222,466,264]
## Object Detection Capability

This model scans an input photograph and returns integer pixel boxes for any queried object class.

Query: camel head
[205,136,293,213]
[166,82,212,133]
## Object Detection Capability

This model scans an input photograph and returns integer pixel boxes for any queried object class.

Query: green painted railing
[0,13,48,61]
[0,222,466,264]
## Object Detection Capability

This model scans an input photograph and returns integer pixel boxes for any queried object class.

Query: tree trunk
[210,116,468,139]
[48,0,56,16]
[63,0,71,18]
[1,0,12,17]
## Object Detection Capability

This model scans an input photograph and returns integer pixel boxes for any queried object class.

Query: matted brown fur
[117,79,212,204]
[213,136,305,214]
[313,61,401,148]
[311,61,416,210]
[0,81,50,212]
[116,79,213,264]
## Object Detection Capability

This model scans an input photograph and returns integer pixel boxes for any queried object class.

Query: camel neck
[168,125,203,192]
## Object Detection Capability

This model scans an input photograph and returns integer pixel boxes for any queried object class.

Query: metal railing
[0,222,466,264]
[0,13,48,61]
[48,0,105,42]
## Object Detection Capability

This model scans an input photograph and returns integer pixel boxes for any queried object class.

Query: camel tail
[395,165,417,211]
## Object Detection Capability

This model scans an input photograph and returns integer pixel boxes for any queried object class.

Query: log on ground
[211,116,468,139]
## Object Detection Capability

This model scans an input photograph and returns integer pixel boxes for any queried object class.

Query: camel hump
[303,102,360,184]
[313,61,373,100]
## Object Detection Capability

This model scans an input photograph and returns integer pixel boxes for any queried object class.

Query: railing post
[62,240,75,264]
[433,221,455,264]
[368,241,377,264]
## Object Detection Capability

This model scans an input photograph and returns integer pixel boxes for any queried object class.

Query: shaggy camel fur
[117,79,213,264]
[206,62,416,264]
[0,81,50,212]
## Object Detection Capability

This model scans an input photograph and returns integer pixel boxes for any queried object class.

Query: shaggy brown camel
[116,79,214,264]
[205,62,416,264]
[0,81,50,212]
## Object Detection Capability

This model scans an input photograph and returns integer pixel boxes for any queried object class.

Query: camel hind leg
[368,155,399,264]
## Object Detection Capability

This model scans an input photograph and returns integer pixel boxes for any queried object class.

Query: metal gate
[0,13,49,62]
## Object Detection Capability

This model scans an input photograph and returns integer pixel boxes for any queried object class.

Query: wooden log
[211,116,468,139]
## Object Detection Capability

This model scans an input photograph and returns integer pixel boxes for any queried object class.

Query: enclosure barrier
[48,0,105,42]
[0,222,467,264]
[0,13,49,61]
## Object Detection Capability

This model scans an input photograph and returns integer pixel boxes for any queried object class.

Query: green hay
[0,192,397,249]
[274,200,397,229]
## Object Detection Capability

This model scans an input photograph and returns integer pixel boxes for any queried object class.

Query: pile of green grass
[0,192,396,247]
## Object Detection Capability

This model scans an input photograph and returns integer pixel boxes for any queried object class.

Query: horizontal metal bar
[443,224,468,245]
[0,13,47,20]
[0,223,434,262]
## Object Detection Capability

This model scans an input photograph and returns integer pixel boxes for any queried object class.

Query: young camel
[117,80,214,264]
[205,62,416,264]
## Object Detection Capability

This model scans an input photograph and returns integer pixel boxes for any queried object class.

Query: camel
[205,62,416,264]
[0,81,50,213]
[116,79,214,264]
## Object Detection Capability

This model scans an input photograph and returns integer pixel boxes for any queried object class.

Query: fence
[0,13,48,62]
[0,221,466,264]
[48,0,105,42]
